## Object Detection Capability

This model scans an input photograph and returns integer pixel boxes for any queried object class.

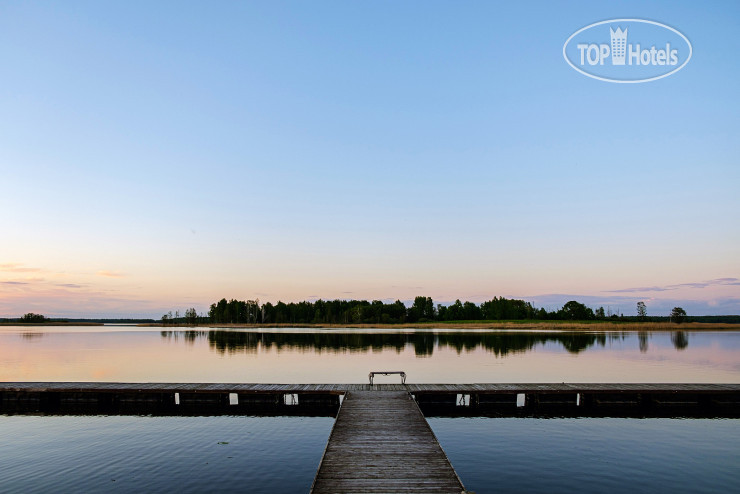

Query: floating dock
[310,390,464,493]
[1,382,738,416]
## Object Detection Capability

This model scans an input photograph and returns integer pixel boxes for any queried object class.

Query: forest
[197,296,656,325]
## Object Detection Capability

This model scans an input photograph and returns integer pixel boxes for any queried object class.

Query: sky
[1,1,739,318]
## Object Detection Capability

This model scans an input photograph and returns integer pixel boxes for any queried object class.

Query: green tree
[437,304,448,320]
[20,312,46,323]
[480,296,536,320]
[670,307,687,324]
[637,301,647,320]
[462,301,482,320]
[411,296,435,321]
[558,301,594,320]
[184,308,198,325]
[446,300,464,321]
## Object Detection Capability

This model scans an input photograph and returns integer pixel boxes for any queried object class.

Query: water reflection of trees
[20,332,45,340]
[160,330,208,346]
[638,331,649,353]
[154,331,640,356]
[671,331,689,350]
[159,330,691,355]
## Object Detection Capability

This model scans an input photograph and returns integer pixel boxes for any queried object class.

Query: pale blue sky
[1,1,739,317]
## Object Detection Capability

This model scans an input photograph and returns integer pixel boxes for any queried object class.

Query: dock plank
[2,382,740,394]
[311,391,464,494]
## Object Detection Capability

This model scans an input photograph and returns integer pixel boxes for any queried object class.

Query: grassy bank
[145,321,740,331]
[0,322,103,326]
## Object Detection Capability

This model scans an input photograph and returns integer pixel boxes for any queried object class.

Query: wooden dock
[3,382,738,394]
[310,390,465,494]
[1,382,738,417]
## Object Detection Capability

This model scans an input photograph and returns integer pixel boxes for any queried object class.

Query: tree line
[19,312,47,323]
[157,296,686,325]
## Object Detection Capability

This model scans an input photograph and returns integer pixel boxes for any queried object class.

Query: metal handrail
[368,371,406,385]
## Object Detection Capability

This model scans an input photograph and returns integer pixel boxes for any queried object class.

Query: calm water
[1,326,739,492]
[0,415,333,493]
[1,415,737,493]
[430,417,740,494]
[1,326,739,383]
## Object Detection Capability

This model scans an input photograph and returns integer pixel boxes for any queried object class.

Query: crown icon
[610,27,628,65]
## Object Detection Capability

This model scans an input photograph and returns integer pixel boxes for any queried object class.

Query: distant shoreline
[0,322,103,326]
[144,321,740,331]
[3,321,738,331]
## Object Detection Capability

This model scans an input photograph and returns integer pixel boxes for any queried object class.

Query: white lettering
[640,49,651,65]
[599,44,610,65]
[669,48,678,65]
[629,43,641,65]
[577,44,589,65]
[587,44,600,65]
[656,49,666,65]
[649,46,658,64]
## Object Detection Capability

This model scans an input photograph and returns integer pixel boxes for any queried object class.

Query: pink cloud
[0,263,42,273]
[607,278,740,293]
[97,270,126,278]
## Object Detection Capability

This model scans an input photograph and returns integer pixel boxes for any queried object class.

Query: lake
[1,326,739,492]
[1,326,739,383]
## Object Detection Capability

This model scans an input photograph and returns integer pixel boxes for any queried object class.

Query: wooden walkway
[3,382,739,393]
[2,382,738,417]
[311,391,465,494]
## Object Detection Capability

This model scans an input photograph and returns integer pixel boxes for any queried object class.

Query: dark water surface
[430,417,740,494]
[0,415,333,493]
[1,414,737,493]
